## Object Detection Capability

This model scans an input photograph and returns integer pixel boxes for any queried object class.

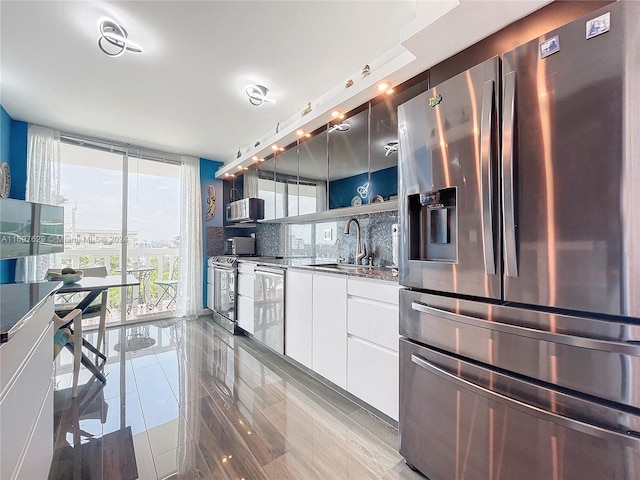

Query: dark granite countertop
[0,281,61,343]
[238,257,399,282]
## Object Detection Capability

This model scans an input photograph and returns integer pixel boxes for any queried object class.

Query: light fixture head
[329,123,351,133]
[245,85,274,106]
[377,82,390,92]
[384,141,398,156]
[97,17,143,57]
[296,130,305,137]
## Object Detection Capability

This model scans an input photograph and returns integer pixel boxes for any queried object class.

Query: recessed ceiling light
[330,110,341,118]
[296,130,305,136]
[271,145,279,151]
[245,85,275,106]
[97,17,143,57]
[377,82,390,91]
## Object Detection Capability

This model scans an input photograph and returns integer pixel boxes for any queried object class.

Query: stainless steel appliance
[226,198,264,223]
[253,266,285,354]
[207,256,239,334]
[398,3,640,478]
[224,237,255,256]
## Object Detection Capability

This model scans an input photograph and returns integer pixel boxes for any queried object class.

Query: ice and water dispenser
[407,187,457,262]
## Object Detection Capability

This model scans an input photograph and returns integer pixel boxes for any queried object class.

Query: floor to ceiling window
[58,139,180,325]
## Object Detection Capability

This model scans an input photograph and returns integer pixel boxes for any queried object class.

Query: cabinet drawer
[348,297,398,351]
[15,383,53,480]
[237,295,254,334]
[0,298,53,396]
[238,273,254,298]
[348,337,398,420]
[238,262,255,275]
[0,322,53,480]
[348,277,399,305]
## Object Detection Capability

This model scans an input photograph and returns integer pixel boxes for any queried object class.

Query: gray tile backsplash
[253,210,398,266]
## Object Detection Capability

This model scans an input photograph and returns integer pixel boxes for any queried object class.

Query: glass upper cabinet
[274,142,299,218]
[369,77,429,204]
[298,125,328,215]
[328,104,370,208]
[256,156,276,220]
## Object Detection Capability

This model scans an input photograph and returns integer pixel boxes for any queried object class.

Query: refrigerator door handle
[480,80,496,275]
[502,71,518,277]
[410,301,640,355]
[409,353,638,443]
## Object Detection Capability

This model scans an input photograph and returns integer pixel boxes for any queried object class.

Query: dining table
[56,274,139,382]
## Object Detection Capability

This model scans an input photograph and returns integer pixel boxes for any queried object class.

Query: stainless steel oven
[207,256,239,334]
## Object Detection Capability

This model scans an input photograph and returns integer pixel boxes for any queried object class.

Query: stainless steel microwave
[224,237,255,256]
[226,198,264,223]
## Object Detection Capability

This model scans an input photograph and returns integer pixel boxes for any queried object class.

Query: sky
[60,144,180,243]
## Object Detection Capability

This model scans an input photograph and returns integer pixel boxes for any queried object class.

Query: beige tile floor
[50,316,423,480]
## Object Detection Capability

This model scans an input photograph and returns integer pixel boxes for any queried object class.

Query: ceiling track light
[385,141,398,156]
[329,123,351,133]
[246,85,274,106]
[97,17,143,57]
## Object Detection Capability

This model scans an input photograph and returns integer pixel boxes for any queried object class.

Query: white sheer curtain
[316,180,327,212]
[244,168,258,198]
[175,155,202,317]
[16,125,61,282]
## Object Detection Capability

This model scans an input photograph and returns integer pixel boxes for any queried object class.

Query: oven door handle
[410,301,640,354]
[410,353,639,443]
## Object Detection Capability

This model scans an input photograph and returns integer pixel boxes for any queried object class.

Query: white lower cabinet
[0,297,54,480]
[347,277,400,421]
[312,273,347,390]
[347,337,399,420]
[237,262,255,334]
[283,270,399,420]
[285,270,313,369]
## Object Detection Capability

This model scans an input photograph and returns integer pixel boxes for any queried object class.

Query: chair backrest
[170,258,179,280]
[82,266,108,277]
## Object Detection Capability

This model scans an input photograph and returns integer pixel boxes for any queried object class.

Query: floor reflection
[50,316,421,479]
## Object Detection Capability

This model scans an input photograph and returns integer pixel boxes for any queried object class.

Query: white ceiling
[0,1,550,169]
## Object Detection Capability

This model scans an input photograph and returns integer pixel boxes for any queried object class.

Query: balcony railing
[59,247,180,323]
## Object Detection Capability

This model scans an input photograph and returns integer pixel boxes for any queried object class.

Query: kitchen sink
[306,263,397,277]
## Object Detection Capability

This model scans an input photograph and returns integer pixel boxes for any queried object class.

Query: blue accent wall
[1,106,10,164]
[9,121,27,200]
[0,106,28,283]
[328,165,398,209]
[200,158,224,307]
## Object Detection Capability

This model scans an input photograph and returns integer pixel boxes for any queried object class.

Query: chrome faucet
[344,218,367,265]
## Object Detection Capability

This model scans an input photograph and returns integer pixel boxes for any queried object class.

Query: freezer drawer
[400,338,640,480]
[401,289,640,409]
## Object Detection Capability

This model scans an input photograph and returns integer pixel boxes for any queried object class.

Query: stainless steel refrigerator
[398,2,640,478]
